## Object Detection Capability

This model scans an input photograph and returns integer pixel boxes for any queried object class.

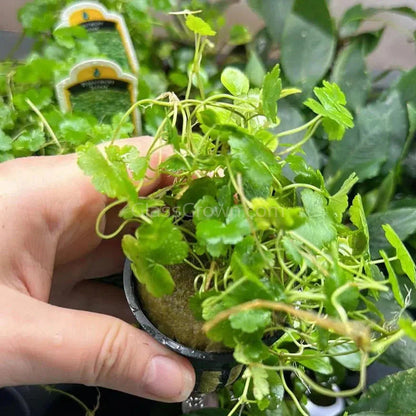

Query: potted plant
[76,12,416,416]
[2,1,416,415]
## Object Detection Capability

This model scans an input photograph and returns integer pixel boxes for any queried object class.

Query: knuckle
[87,320,130,385]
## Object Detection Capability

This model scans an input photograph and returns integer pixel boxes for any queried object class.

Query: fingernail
[143,355,195,401]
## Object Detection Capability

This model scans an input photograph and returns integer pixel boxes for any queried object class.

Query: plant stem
[203,299,371,350]
[26,98,63,152]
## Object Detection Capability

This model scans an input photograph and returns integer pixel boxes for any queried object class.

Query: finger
[49,280,133,323]
[1,287,195,402]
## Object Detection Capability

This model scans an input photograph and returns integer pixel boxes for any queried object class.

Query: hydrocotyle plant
[77,13,416,416]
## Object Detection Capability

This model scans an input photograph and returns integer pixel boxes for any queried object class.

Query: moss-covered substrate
[138,263,229,353]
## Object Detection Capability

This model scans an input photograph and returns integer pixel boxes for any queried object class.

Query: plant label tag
[56,60,140,133]
[57,1,139,75]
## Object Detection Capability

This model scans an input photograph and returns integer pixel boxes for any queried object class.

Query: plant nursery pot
[123,260,243,394]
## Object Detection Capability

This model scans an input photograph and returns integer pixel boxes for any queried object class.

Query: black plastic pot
[123,260,243,394]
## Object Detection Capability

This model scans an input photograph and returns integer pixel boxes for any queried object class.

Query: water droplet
[94,68,101,78]
[82,11,89,21]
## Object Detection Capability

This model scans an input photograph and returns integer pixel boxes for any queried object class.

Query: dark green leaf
[380,250,405,308]
[331,41,371,110]
[248,0,294,44]
[281,0,336,91]
[13,129,45,154]
[368,209,416,257]
[347,368,416,415]
[328,173,358,223]
[328,343,361,371]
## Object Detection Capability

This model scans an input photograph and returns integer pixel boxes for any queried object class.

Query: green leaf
[18,1,57,34]
[252,197,305,230]
[380,250,405,308]
[0,130,12,152]
[106,145,148,182]
[221,67,250,96]
[77,142,138,202]
[295,190,337,248]
[338,4,368,38]
[123,240,175,298]
[327,91,406,189]
[331,41,371,110]
[395,67,416,107]
[328,343,362,371]
[347,368,416,415]
[281,0,336,91]
[134,215,188,265]
[328,173,358,223]
[0,101,15,130]
[368,208,416,257]
[246,49,267,88]
[262,64,282,123]
[297,350,333,375]
[383,224,416,284]
[185,15,216,36]
[59,117,92,146]
[196,206,251,257]
[228,133,281,199]
[13,129,45,154]
[14,58,56,84]
[304,81,354,141]
[247,367,270,401]
[230,310,272,334]
[53,26,88,48]
[229,25,252,45]
[248,0,294,44]
[14,87,52,111]
[399,318,416,341]
[349,194,370,256]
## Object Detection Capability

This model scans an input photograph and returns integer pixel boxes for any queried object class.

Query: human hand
[0,137,195,402]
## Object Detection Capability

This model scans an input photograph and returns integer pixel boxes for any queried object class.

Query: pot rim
[123,259,235,364]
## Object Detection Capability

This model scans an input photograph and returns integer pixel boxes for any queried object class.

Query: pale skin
[0,136,195,402]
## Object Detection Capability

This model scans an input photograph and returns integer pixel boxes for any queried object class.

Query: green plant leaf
[185,14,216,36]
[297,350,333,375]
[0,100,15,130]
[247,367,270,401]
[304,81,354,141]
[295,189,337,248]
[328,343,362,371]
[331,41,371,110]
[53,26,88,48]
[14,87,52,111]
[248,0,294,44]
[347,368,416,415]
[328,173,358,223]
[368,208,416,257]
[252,197,305,230]
[380,250,405,308]
[221,67,250,96]
[383,224,416,284]
[326,91,406,189]
[262,64,282,123]
[246,49,267,88]
[77,142,138,202]
[228,132,281,199]
[229,24,252,45]
[349,194,370,256]
[230,309,272,333]
[134,215,188,265]
[0,130,12,152]
[281,0,336,91]
[13,129,45,154]
[196,206,251,257]
[399,318,416,341]
[14,58,56,84]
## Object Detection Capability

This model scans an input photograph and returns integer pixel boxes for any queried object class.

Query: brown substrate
[138,263,229,352]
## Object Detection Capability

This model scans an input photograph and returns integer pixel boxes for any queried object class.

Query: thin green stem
[26,99,63,152]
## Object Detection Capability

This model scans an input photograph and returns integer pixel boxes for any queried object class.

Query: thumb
[1,288,195,402]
